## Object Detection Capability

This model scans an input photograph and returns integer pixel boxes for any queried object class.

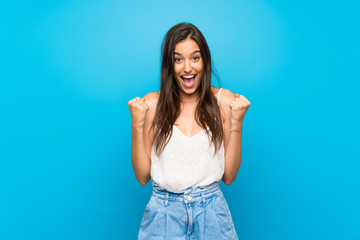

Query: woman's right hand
[128,96,149,128]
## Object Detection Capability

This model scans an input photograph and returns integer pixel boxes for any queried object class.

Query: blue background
[1,0,359,239]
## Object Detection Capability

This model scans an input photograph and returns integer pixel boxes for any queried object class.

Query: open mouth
[181,74,196,88]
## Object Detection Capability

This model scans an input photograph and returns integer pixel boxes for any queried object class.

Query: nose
[184,59,191,73]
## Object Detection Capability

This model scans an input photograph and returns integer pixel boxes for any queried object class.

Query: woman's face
[173,38,203,96]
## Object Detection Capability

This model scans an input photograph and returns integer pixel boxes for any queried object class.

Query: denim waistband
[151,181,221,204]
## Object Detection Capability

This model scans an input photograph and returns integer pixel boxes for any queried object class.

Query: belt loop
[165,192,169,207]
[201,192,206,207]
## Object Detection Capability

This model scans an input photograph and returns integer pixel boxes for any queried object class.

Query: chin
[181,85,200,95]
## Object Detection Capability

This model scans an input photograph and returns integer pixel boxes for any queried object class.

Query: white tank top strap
[217,88,222,105]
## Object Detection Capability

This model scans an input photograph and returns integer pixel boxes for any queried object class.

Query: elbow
[222,175,237,185]
[136,174,151,186]
[139,180,147,186]
[223,179,234,185]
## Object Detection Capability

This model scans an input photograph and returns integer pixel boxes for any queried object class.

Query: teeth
[182,75,195,79]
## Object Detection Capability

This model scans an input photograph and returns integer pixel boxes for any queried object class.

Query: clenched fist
[128,96,149,128]
[229,94,251,124]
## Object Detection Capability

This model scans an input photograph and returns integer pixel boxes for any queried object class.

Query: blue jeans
[138,180,239,240]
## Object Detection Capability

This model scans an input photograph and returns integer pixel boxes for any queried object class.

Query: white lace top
[150,88,225,191]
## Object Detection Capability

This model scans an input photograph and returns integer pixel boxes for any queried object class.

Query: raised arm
[219,89,251,185]
[128,92,157,185]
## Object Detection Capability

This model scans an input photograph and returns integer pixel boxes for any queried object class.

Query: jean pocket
[216,192,235,227]
[141,195,155,221]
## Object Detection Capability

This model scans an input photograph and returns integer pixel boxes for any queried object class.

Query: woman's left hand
[229,93,251,124]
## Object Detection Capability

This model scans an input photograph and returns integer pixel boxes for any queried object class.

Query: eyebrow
[174,50,200,55]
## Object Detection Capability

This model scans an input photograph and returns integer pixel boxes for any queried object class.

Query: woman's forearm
[131,125,151,185]
[223,121,243,185]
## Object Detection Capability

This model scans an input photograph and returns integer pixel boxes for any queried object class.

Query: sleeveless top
[150,88,225,191]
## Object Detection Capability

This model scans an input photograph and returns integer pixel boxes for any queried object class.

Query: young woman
[128,23,251,239]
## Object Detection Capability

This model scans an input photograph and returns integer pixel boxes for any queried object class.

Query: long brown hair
[151,22,224,157]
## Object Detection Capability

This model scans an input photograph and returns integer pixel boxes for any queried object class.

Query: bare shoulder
[211,86,235,105]
[142,91,159,111]
[219,88,235,105]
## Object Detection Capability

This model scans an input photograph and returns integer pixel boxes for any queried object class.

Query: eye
[174,57,182,62]
[193,56,200,61]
